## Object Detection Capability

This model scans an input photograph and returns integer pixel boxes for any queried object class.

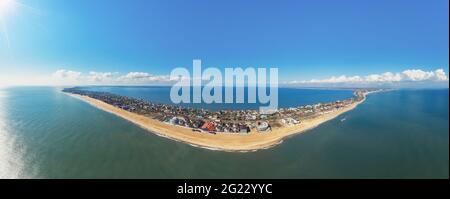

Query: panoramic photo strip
[0,0,448,197]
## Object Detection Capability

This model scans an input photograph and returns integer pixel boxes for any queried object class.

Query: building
[256,121,270,132]
[201,121,216,132]
[239,125,250,133]
[281,117,300,126]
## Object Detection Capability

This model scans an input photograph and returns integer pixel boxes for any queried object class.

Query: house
[192,120,205,128]
[201,121,216,132]
[168,117,179,125]
[239,125,250,133]
[281,117,300,126]
[256,121,270,132]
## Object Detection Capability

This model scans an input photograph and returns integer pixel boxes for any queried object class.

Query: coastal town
[63,87,378,135]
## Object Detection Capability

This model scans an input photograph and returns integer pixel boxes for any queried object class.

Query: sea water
[0,87,448,178]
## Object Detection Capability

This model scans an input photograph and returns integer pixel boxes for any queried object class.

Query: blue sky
[0,0,448,86]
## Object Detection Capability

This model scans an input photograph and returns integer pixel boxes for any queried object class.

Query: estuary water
[81,86,355,110]
[0,87,448,178]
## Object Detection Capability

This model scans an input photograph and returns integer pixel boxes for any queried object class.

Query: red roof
[201,122,215,131]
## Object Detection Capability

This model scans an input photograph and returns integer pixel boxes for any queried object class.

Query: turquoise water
[0,87,448,178]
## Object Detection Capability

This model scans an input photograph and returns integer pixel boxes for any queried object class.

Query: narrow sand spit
[65,92,369,152]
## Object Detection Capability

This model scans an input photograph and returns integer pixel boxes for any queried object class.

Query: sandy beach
[65,92,368,152]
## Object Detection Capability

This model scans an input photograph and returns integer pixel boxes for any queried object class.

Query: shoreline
[64,91,370,152]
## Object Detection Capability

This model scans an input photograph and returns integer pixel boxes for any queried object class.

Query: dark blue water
[81,86,355,110]
[0,87,448,178]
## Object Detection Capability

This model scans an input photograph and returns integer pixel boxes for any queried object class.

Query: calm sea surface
[0,87,448,178]
[81,86,355,110]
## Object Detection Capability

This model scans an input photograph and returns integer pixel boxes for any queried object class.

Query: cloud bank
[49,68,449,88]
[286,68,449,88]
[52,69,82,80]
[51,70,172,85]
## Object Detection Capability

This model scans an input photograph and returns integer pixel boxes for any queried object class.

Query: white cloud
[117,72,172,83]
[401,69,434,81]
[434,69,448,81]
[288,68,449,86]
[48,70,173,85]
[50,69,83,85]
[87,71,116,82]
[121,72,152,80]
[6,67,448,88]
[51,69,82,80]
